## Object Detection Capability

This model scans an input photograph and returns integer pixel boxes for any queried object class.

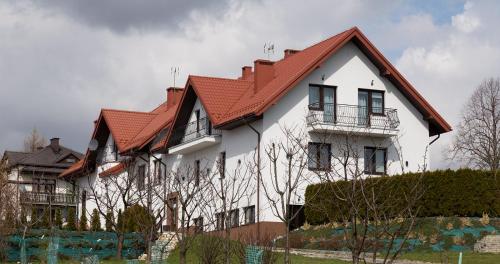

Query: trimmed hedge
[305,169,500,225]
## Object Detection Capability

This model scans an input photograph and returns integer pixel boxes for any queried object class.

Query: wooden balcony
[20,191,78,206]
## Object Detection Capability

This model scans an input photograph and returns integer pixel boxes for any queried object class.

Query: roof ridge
[102,108,157,116]
[190,75,252,82]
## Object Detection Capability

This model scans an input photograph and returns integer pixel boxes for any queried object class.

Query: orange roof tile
[59,159,84,178]
[175,27,450,137]
[99,162,126,178]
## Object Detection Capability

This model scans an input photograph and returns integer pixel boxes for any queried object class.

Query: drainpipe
[246,121,261,243]
[429,133,440,145]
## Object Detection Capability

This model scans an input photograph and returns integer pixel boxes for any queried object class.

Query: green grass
[399,251,500,264]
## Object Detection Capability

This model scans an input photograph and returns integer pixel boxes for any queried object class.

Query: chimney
[167,87,183,109]
[50,138,60,153]
[241,66,252,80]
[254,59,275,93]
[284,49,299,59]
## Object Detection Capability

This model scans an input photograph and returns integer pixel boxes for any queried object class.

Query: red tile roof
[168,27,450,142]
[99,162,126,178]
[59,159,85,178]
[60,93,182,178]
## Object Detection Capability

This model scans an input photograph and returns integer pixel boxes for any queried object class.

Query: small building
[3,137,83,222]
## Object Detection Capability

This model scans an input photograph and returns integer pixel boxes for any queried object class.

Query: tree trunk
[284,222,290,264]
[179,240,187,264]
[116,232,124,259]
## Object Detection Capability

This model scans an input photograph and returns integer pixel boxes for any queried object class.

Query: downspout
[246,121,261,243]
[429,133,440,145]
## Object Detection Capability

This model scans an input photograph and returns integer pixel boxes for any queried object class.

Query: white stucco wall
[162,41,433,227]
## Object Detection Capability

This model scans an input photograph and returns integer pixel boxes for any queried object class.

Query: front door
[167,197,178,231]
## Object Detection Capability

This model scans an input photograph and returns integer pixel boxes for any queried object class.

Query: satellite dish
[88,139,99,151]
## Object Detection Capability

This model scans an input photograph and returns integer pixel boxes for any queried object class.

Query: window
[154,160,162,185]
[219,152,226,178]
[364,147,387,175]
[113,141,118,161]
[244,206,255,225]
[195,110,201,133]
[137,165,146,190]
[215,212,225,231]
[358,89,385,116]
[308,84,336,111]
[230,209,239,227]
[194,217,204,233]
[194,160,200,186]
[308,143,331,170]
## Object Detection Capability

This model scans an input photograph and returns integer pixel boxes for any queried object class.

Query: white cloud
[1,0,500,171]
[452,1,481,33]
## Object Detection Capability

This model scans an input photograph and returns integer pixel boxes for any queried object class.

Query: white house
[60,27,451,238]
[157,27,451,238]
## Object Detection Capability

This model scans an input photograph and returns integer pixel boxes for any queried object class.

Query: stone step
[474,235,500,253]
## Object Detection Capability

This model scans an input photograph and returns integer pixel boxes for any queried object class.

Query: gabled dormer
[168,90,221,155]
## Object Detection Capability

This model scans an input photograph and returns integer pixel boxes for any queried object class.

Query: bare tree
[450,77,500,175]
[258,125,313,264]
[23,127,47,152]
[308,128,426,264]
[161,163,210,264]
[0,160,16,260]
[85,158,138,259]
[203,155,255,264]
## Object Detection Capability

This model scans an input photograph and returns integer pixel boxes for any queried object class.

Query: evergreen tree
[20,208,28,225]
[54,209,63,228]
[117,209,123,233]
[79,211,88,231]
[90,209,102,231]
[30,207,38,228]
[41,209,50,229]
[66,208,76,231]
[105,211,114,232]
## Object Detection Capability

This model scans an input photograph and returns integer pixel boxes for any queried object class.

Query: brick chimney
[284,49,299,59]
[167,87,183,109]
[50,138,60,153]
[254,59,275,93]
[241,66,252,80]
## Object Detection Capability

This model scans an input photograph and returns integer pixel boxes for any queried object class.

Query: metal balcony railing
[20,191,78,206]
[307,103,400,130]
[170,117,222,146]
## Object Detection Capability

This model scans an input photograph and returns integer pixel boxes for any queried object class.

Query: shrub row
[304,169,500,225]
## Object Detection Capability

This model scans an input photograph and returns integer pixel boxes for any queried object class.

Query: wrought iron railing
[307,103,400,130]
[170,117,222,146]
[20,191,78,206]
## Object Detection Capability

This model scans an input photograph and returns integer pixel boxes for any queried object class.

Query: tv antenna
[264,42,275,59]
[171,66,180,87]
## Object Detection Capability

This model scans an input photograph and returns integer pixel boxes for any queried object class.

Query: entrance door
[167,197,178,231]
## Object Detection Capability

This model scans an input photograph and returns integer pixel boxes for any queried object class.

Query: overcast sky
[1,0,499,169]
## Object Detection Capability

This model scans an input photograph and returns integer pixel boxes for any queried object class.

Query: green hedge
[304,169,500,225]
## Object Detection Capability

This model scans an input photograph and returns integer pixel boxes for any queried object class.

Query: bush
[79,211,88,231]
[66,208,76,231]
[90,209,102,231]
[122,205,154,233]
[305,169,500,224]
[105,211,114,232]
[54,209,63,228]
[196,235,224,264]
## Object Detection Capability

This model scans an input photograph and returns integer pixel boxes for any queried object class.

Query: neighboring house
[2,138,83,221]
[159,27,451,237]
[59,87,182,228]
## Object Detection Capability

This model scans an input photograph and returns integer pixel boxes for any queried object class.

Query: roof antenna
[171,66,180,87]
[264,42,275,60]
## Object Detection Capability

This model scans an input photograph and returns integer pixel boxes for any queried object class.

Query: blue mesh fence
[6,229,145,262]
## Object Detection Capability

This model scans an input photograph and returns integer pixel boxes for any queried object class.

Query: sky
[1,0,499,169]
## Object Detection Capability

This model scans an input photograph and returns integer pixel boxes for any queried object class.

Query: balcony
[20,191,78,206]
[306,103,400,137]
[168,117,222,155]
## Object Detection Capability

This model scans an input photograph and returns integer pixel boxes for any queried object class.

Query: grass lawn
[399,251,500,264]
